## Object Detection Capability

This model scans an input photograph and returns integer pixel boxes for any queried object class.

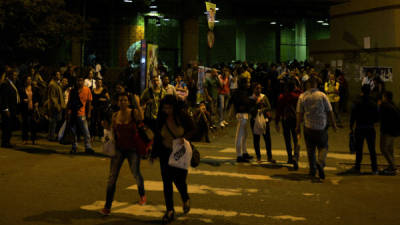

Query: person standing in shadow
[0,69,20,148]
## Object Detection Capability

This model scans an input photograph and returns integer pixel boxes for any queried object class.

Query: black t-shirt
[380,102,400,136]
[230,89,252,114]
[350,96,378,129]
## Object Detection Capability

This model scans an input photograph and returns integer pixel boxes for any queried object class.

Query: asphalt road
[1,120,400,225]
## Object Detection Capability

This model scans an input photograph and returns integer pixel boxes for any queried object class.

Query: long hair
[157,95,182,127]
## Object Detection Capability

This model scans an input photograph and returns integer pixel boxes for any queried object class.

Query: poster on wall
[196,66,211,103]
[126,41,141,63]
[146,44,158,88]
[197,66,206,91]
[140,40,147,92]
[205,2,216,31]
[360,66,393,82]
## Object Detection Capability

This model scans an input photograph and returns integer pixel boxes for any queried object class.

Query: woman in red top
[100,93,146,216]
[275,81,301,170]
[218,66,230,127]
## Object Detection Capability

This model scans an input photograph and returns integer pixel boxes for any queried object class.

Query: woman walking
[100,93,146,216]
[151,95,195,224]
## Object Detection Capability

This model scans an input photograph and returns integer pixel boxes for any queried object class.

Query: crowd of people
[0,59,398,223]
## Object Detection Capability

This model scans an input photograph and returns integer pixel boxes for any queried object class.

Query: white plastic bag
[253,111,267,135]
[57,121,67,141]
[102,129,116,157]
[168,138,192,170]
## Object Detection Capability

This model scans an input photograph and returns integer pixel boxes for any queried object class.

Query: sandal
[162,210,174,224]
[183,199,190,214]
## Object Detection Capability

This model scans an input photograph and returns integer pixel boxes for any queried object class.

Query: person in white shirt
[362,70,375,91]
[84,69,96,89]
[162,75,176,96]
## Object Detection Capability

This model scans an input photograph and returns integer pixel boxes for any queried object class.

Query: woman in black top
[151,95,195,224]
[90,79,110,141]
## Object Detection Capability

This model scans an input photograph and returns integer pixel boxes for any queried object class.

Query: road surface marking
[189,168,278,181]
[329,176,342,185]
[302,193,316,196]
[127,181,258,196]
[178,217,213,223]
[203,156,235,160]
[269,215,307,221]
[81,201,265,218]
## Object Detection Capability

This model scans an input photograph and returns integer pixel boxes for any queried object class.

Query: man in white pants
[228,78,253,162]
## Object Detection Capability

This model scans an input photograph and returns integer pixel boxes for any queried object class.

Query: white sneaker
[223,120,229,125]
[219,121,225,127]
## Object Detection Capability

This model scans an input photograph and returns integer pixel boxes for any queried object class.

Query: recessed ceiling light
[322,22,329,26]
[317,20,324,23]
[270,21,276,25]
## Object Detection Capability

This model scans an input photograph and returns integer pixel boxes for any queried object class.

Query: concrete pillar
[276,27,281,62]
[235,21,246,61]
[182,18,199,67]
[71,39,82,66]
[295,19,307,61]
[117,23,144,67]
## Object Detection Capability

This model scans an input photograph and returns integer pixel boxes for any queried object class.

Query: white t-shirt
[229,75,238,90]
[84,78,96,89]
[362,76,375,90]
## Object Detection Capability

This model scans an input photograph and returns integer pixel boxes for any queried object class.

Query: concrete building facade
[310,0,400,103]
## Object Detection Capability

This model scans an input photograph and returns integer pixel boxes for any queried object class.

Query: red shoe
[99,208,110,216]
[139,195,147,205]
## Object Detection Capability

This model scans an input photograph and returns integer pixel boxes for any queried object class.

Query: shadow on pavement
[12,145,108,158]
[256,163,286,170]
[271,173,312,181]
[336,171,375,176]
[23,209,236,225]
[23,209,160,225]
[200,158,236,167]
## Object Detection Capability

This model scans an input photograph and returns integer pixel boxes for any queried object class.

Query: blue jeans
[282,119,299,161]
[160,146,189,211]
[304,127,328,175]
[105,149,145,209]
[355,128,377,171]
[48,111,62,140]
[218,94,228,123]
[250,119,272,160]
[235,113,249,157]
[71,116,92,150]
